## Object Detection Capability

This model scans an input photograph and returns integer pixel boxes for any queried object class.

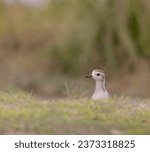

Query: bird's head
[85,69,105,81]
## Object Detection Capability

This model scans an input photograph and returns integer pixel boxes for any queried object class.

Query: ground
[0,91,150,135]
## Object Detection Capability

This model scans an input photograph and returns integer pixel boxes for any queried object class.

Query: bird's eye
[96,73,100,76]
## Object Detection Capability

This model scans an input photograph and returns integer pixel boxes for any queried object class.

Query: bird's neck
[95,80,105,91]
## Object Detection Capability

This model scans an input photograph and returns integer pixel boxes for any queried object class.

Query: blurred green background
[0,0,150,98]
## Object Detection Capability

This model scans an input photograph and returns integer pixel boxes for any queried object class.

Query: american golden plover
[85,69,109,100]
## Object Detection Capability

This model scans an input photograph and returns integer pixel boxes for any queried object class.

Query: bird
[85,69,109,100]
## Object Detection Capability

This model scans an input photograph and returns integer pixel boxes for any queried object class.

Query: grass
[0,91,150,135]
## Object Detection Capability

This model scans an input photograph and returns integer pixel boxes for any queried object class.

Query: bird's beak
[85,75,92,78]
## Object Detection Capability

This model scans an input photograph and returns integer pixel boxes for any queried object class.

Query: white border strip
[0,135,150,152]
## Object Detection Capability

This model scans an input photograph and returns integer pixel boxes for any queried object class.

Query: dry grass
[0,91,150,135]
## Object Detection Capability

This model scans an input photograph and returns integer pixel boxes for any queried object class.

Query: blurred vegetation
[0,0,150,74]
